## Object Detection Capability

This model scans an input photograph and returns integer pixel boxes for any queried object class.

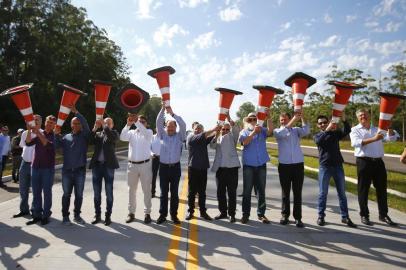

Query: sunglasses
[317,121,328,125]
[222,128,230,131]
[247,118,257,122]
[139,120,146,124]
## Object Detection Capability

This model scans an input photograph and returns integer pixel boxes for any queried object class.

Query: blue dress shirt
[239,127,270,167]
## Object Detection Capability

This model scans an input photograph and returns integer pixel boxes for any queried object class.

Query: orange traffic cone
[56,83,87,129]
[147,66,175,107]
[215,87,242,125]
[253,85,284,126]
[378,92,406,134]
[0,83,35,126]
[115,83,150,113]
[90,80,113,120]
[329,81,364,123]
[284,72,316,112]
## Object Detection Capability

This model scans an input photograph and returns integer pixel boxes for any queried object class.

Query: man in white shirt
[120,114,153,224]
[350,108,398,226]
[151,129,161,198]
[0,125,11,181]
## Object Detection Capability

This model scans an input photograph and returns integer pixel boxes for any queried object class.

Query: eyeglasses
[317,121,328,125]
[247,118,257,122]
[222,128,230,131]
[139,120,146,124]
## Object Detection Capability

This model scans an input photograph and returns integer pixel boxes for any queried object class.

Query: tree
[235,101,255,127]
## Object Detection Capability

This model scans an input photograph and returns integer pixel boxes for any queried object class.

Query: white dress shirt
[151,133,161,156]
[350,124,397,158]
[120,121,153,162]
[1,135,10,156]
[19,130,42,162]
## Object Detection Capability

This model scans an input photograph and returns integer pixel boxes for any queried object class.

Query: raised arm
[173,114,186,141]
[75,112,90,137]
[156,107,165,139]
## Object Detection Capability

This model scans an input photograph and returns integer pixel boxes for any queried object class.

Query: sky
[71,0,406,128]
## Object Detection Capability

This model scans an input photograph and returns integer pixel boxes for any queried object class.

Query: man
[155,104,186,224]
[89,117,119,226]
[350,108,398,226]
[0,125,5,188]
[186,123,219,221]
[313,114,356,227]
[11,129,24,183]
[120,114,153,224]
[25,115,57,225]
[274,111,309,228]
[12,115,42,217]
[0,125,11,181]
[55,105,90,225]
[210,113,240,223]
[151,128,161,198]
[239,111,272,224]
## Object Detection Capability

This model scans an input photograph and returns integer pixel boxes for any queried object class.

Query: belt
[129,159,150,164]
[160,162,180,168]
[357,157,382,162]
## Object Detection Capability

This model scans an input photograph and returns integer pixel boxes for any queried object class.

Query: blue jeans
[318,164,349,218]
[242,164,267,217]
[31,168,55,219]
[19,161,32,214]
[92,163,115,216]
[62,167,86,217]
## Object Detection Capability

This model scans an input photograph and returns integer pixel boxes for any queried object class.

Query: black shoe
[41,217,50,225]
[13,212,30,218]
[342,217,357,228]
[144,214,152,224]
[126,213,135,223]
[171,215,181,225]
[361,216,373,226]
[91,215,102,225]
[157,215,167,224]
[295,219,304,228]
[230,216,236,223]
[317,217,325,226]
[258,215,270,224]
[200,212,213,221]
[379,215,398,226]
[104,216,111,226]
[280,216,289,225]
[214,213,228,220]
[241,215,249,224]
[26,217,41,225]
[186,213,194,220]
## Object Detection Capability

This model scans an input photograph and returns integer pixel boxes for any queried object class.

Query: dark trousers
[0,155,8,179]
[187,167,208,214]
[356,157,388,218]
[12,155,22,181]
[216,167,238,217]
[242,165,267,217]
[92,162,115,216]
[151,155,160,195]
[278,163,304,220]
[159,162,181,217]
[61,167,86,218]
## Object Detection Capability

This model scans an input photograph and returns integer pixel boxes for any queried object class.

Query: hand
[292,111,301,122]
[325,122,336,131]
[214,125,222,132]
[254,125,262,134]
[388,129,395,136]
[265,108,271,118]
[127,113,138,126]
[374,132,384,141]
[166,106,174,116]
[341,111,346,121]
[229,119,235,126]
[68,103,78,114]
[26,123,33,131]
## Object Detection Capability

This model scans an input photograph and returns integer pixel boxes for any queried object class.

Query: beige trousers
[127,161,152,214]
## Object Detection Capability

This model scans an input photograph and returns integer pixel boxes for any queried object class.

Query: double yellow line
[165,174,199,270]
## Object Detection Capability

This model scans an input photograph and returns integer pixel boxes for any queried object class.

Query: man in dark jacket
[11,129,24,182]
[313,114,356,227]
[89,117,119,226]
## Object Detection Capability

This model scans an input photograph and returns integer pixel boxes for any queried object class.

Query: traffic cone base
[253,85,284,126]
[285,72,316,112]
[90,79,113,120]
[115,83,150,113]
[56,83,87,128]
[378,92,406,132]
[215,88,242,125]
[148,66,175,108]
[0,83,35,126]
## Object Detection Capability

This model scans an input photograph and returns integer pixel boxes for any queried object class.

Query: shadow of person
[0,222,50,269]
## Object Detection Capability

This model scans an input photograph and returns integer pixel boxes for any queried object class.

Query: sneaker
[379,215,398,226]
[341,217,357,228]
[144,214,152,224]
[317,217,325,226]
[126,213,135,223]
[62,216,72,226]
[156,215,167,224]
[74,215,86,225]
[361,216,373,226]
[258,215,270,224]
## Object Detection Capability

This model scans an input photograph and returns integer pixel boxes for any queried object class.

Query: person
[151,128,161,199]
[0,125,11,181]
[210,113,241,223]
[120,113,153,224]
[239,111,272,224]
[313,114,356,227]
[186,123,219,221]
[89,117,119,226]
[274,110,309,228]
[11,129,24,183]
[25,115,57,226]
[155,104,186,224]
[350,108,398,226]
[55,105,90,225]
[0,125,5,188]
[12,115,42,218]
[401,147,406,164]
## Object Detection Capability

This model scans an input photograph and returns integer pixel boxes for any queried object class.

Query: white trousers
[127,161,152,214]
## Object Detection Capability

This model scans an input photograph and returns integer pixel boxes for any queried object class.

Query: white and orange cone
[215,87,242,125]
[56,83,87,129]
[147,66,175,107]
[378,92,406,134]
[284,72,316,112]
[329,81,364,123]
[90,80,112,120]
[253,85,284,126]
[0,83,35,126]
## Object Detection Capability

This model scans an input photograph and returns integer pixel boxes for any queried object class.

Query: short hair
[280,112,291,118]
[356,108,369,116]
[192,121,199,128]
[166,119,177,127]
[317,115,328,122]
[195,124,204,130]
[46,115,57,122]
[34,114,42,120]
[138,115,147,122]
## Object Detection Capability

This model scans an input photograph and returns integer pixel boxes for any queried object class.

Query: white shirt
[151,133,161,156]
[1,135,10,156]
[120,121,153,162]
[350,124,397,158]
[19,130,42,162]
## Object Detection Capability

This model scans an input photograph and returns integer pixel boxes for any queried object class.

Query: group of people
[3,103,402,228]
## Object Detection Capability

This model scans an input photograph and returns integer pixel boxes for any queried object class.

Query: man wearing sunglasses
[314,114,356,228]
[239,111,272,224]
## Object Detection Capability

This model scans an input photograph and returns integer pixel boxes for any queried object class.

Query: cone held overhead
[284,72,316,111]
[56,83,87,129]
[253,85,284,126]
[147,66,175,107]
[115,83,150,114]
[329,81,365,123]
[90,80,113,120]
[215,87,242,125]
[0,83,35,126]
[378,92,406,134]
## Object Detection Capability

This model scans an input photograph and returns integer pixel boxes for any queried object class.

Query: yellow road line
[187,213,199,269]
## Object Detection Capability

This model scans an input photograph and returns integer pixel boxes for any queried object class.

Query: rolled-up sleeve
[120,125,131,141]
[350,129,363,148]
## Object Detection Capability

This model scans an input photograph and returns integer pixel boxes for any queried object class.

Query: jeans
[242,164,267,217]
[31,168,55,219]
[216,167,238,217]
[92,163,115,216]
[159,162,181,217]
[278,163,304,220]
[19,161,32,214]
[317,164,349,218]
[62,167,86,217]
[187,167,208,214]
[12,155,22,181]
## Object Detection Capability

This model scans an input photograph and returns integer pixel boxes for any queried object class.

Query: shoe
[280,216,289,225]
[341,217,357,228]
[230,216,236,223]
[13,211,30,218]
[104,216,111,226]
[62,216,72,226]
[379,215,398,226]
[157,215,167,224]
[91,215,102,225]
[295,219,304,228]
[186,213,194,221]
[258,215,270,224]
[26,217,41,225]
[214,213,228,220]
[241,215,249,224]
[317,217,325,226]
[171,215,181,225]
[74,215,86,225]
[200,212,213,221]
[361,216,373,226]
[144,214,152,224]
[41,217,50,225]
[126,213,135,223]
